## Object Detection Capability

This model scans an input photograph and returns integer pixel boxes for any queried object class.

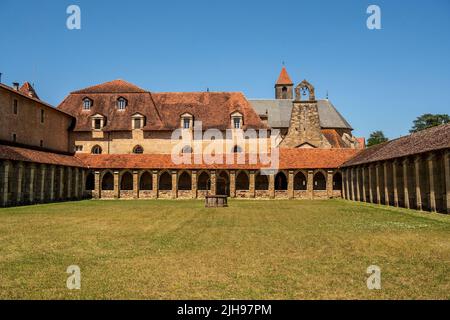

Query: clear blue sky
[1,0,449,139]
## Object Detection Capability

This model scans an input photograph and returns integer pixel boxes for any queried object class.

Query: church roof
[248,99,353,130]
[275,67,293,85]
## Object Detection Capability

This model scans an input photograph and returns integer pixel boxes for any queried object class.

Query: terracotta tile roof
[19,82,39,99]
[0,145,85,167]
[77,148,358,170]
[58,80,267,131]
[275,67,293,85]
[342,124,450,167]
[321,129,347,148]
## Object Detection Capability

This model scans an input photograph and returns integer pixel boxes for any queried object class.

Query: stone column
[249,170,256,198]
[28,164,36,204]
[229,170,236,198]
[414,157,422,211]
[113,171,119,199]
[152,170,158,198]
[361,166,367,202]
[40,164,47,202]
[94,171,101,199]
[383,162,390,206]
[66,167,72,200]
[210,170,216,195]
[444,151,450,214]
[307,170,314,200]
[59,166,65,200]
[0,161,10,207]
[326,170,333,199]
[342,170,347,199]
[192,170,198,199]
[368,165,374,203]
[269,172,275,199]
[49,165,55,201]
[392,161,399,207]
[133,171,139,199]
[16,162,24,205]
[80,169,86,199]
[427,154,437,212]
[402,159,410,209]
[288,170,294,199]
[74,167,79,200]
[171,170,178,199]
[375,164,381,205]
[355,167,361,201]
[350,168,355,201]
[345,169,350,200]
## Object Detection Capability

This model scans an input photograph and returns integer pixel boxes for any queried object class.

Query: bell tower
[275,67,293,99]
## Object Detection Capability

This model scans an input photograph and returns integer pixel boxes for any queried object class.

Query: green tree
[367,130,388,147]
[410,113,450,133]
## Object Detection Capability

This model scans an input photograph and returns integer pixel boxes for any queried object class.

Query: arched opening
[333,172,342,190]
[294,171,307,190]
[313,171,326,190]
[275,171,288,190]
[281,86,288,99]
[120,172,133,190]
[133,145,144,154]
[85,172,95,190]
[236,171,249,190]
[159,172,172,190]
[91,145,102,154]
[232,145,242,153]
[178,171,192,190]
[139,171,152,190]
[101,172,114,190]
[216,171,230,196]
[197,171,210,190]
[255,172,269,190]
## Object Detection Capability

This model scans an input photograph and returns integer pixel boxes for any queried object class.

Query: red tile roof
[19,82,39,99]
[0,145,85,167]
[71,79,147,94]
[77,148,358,170]
[276,67,293,85]
[342,124,450,167]
[321,129,347,148]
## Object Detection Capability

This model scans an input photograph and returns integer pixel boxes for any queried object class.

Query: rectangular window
[75,145,83,152]
[134,118,141,129]
[183,118,190,129]
[12,133,17,142]
[13,99,18,114]
[94,119,102,129]
[40,140,44,147]
[233,117,241,129]
[40,109,45,123]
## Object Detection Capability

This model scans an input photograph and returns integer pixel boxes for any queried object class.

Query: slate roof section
[341,124,450,167]
[78,148,358,170]
[0,145,85,167]
[248,99,353,130]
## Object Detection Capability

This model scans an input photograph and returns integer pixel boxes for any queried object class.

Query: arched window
[182,145,192,154]
[255,172,269,190]
[92,145,102,154]
[294,171,307,190]
[117,97,127,110]
[313,172,327,190]
[139,172,152,190]
[275,171,287,190]
[236,171,249,190]
[83,98,92,110]
[197,172,210,190]
[232,145,242,153]
[159,172,172,190]
[120,172,133,190]
[85,172,95,190]
[133,145,144,154]
[333,172,342,190]
[281,86,288,99]
[101,172,114,190]
[178,171,192,190]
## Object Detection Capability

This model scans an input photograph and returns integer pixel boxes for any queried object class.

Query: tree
[410,113,449,133]
[367,131,388,147]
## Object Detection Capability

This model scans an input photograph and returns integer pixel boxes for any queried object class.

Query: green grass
[0,199,449,299]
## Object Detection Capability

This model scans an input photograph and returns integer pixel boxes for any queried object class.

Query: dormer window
[91,114,106,130]
[117,97,127,110]
[131,113,146,129]
[231,111,243,129]
[180,113,193,129]
[83,98,92,110]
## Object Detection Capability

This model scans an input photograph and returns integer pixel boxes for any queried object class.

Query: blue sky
[0,0,449,139]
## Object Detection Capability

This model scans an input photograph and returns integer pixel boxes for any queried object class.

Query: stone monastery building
[0,68,449,213]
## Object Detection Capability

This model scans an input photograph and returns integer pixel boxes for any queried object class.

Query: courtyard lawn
[0,199,449,300]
